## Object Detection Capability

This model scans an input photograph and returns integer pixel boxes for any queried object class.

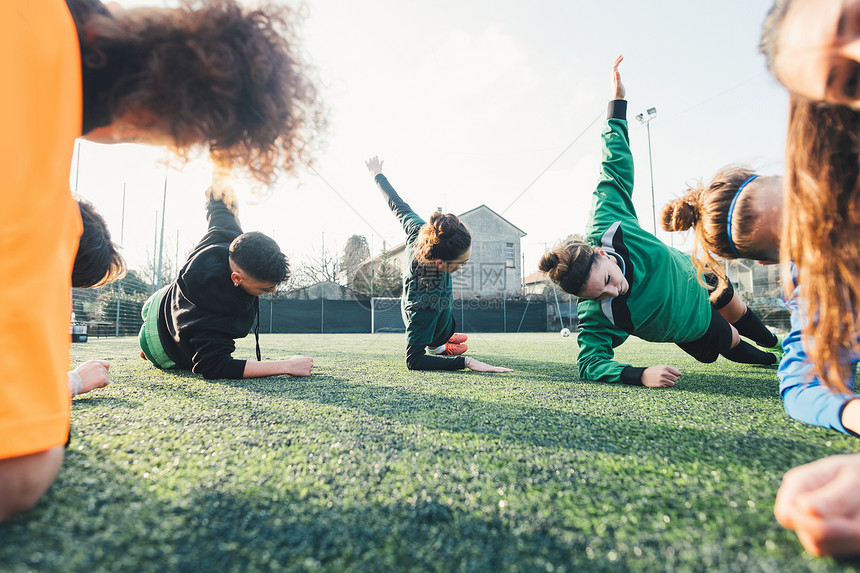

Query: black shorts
[676,307,733,363]
[703,272,735,310]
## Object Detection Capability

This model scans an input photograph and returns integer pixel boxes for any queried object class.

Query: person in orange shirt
[0,0,320,522]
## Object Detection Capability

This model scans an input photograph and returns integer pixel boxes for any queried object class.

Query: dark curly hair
[229,231,290,285]
[67,0,324,184]
[414,212,471,263]
[73,199,126,288]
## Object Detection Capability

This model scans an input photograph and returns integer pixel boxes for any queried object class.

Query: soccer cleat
[140,350,148,360]
[447,333,468,344]
[439,342,468,356]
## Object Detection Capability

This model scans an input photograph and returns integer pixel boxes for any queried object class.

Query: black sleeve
[188,329,247,380]
[375,174,416,227]
[620,366,645,386]
[192,198,244,254]
[405,344,467,371]
[607,99,627,121]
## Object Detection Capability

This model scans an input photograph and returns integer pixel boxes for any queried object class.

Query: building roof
[523,271,546,285]
[376,203,527,260]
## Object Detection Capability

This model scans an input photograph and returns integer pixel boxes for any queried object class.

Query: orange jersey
[0,0,83,458]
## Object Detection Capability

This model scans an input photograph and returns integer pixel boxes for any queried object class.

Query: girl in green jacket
[539,56,778,388]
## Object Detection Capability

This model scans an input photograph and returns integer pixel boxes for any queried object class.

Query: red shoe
[447,333,468,344]
[440,342,468,356]
[140,351,148,360]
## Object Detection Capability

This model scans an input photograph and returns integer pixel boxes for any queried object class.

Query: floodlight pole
[635,108,658,235]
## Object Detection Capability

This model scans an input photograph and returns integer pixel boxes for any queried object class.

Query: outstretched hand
[465,357,514,373]
[365,156,384,177]
[612,55,625,100]
[205,182,240,217]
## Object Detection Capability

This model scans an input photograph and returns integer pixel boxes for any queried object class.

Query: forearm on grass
[242,359,306,378]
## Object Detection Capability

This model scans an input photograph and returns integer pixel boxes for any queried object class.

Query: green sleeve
[375,174,425,239]
[586,118,638,237]
[576,310,631,383]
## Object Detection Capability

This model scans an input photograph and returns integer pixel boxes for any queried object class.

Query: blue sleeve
[778,288,858,435]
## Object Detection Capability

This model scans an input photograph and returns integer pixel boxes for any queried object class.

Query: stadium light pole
[635,107,658,235]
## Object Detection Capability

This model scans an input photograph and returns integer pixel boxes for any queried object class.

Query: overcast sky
[75,0,789,280]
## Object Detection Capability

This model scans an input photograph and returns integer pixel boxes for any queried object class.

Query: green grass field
[2,333,859,572]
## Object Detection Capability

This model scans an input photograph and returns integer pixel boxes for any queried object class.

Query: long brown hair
[661,167,759,299]
[785,96,860,394]
[414,212,471,264]
[67,0,324,184]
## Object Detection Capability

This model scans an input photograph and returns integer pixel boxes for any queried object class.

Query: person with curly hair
[139,185,312,380]
[68,0,323,183]
[539,56,777,389]
[365,156,513,373]
[661,163,860,437]
[0,0,319,521]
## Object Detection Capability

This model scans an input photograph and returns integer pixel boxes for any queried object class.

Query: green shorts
[138,286,176,369]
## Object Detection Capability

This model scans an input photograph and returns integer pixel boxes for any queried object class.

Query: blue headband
[726,175,759,259]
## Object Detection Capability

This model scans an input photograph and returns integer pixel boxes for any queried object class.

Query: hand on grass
[285,355,314,377]
[465,357,513,373]
[611,55,625,100]
[641,365,679,388]
[69,360,110,398]
[775,454,860,557]
[365,156,384,177]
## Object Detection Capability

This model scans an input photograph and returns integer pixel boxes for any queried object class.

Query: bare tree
[137,249,179,293]
[352,249,402,298]
[340,234,370,287]
[287,247,341,290]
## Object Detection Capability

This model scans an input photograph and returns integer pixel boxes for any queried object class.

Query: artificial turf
[2,333,859,572]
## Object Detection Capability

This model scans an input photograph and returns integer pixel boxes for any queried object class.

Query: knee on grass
[0,446,65,522]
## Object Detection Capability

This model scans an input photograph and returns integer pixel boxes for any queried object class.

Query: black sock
[732,309,778,348]
[722,340,777,365]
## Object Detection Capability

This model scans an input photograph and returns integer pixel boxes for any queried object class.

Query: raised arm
[586,56,638,236]
[365,156,424,238]
[612,55,626,100]
[188,186,244,256]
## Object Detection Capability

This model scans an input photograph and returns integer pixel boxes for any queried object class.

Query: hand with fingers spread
[775,454,860,557]
[641,365,680,388]
[611,55,625,100]
[465,357,514,373]
[365,155,384,177]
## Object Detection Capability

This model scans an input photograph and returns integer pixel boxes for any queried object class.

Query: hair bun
[660,192,699,232]
[538,252,560,274]
[429,212,460,237]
